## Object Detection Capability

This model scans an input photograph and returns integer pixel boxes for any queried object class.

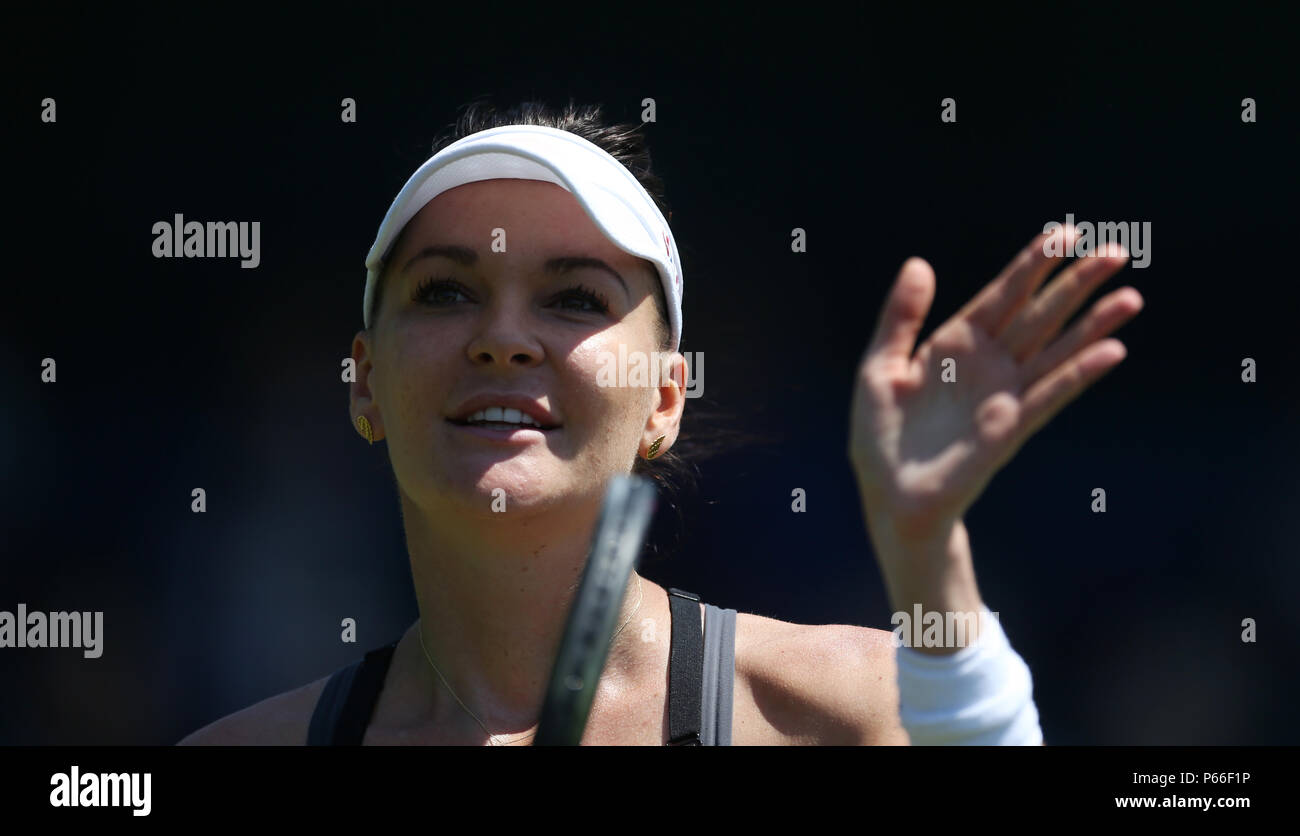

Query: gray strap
[701,604,737,746]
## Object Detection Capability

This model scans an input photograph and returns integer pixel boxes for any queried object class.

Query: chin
[437,461,566,514]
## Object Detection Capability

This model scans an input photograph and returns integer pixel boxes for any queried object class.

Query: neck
[398,486,650,737]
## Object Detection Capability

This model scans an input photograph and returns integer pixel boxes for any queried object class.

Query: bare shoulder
[176,675,331,746]
[732,610,908,746]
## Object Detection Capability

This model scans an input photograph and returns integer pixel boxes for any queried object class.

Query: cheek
[565,336,653,449]
[380,329,453,426]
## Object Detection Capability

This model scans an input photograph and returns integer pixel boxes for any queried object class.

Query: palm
[850,228,1144,538]
[870,319,1026,526]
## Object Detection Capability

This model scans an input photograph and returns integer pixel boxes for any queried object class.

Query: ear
[349,330,385,442]
[641,351,687,458]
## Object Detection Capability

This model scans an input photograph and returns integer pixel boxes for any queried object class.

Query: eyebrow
[402,244,478,273]
[401,246,630,301]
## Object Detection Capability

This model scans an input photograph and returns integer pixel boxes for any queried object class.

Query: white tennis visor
[363,124,683,351]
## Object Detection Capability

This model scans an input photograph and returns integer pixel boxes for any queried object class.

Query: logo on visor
[664,231,681,293]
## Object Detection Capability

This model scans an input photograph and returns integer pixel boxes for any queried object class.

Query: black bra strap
[307,642,397,745]
[666,588,703,746]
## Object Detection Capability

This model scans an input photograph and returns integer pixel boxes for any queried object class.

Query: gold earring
[646,435,666,460]
[356,415,374,445]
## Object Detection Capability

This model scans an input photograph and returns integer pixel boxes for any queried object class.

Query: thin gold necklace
[416,574,645,746]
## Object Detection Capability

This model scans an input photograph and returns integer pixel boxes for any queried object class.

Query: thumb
[866,257,935,362]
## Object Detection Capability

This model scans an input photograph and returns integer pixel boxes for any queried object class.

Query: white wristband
[894,605,1043,745]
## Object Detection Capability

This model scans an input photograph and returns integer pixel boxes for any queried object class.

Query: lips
[446,394,560,430]
[449,422,552,443]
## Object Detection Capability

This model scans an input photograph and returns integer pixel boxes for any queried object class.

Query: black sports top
[306,588,737,745]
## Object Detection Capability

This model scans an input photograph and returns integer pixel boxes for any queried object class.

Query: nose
[465,297,545,368]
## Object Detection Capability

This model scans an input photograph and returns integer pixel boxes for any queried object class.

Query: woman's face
[354,178,679,516]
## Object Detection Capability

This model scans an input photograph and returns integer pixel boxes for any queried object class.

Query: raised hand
[850,227,1143,611]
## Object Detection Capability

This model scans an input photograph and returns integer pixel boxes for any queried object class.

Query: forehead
[392,178,630,265]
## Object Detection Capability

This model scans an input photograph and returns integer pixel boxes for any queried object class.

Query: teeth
[463,407,543,427]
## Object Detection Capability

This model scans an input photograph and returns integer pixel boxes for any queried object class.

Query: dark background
[3,7,1296,745]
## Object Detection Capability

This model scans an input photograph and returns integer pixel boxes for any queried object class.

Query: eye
[552,283,611,314]
[413,277,471,306]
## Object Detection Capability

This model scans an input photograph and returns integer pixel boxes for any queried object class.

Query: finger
[866,257,936,363]
[1022,287,1144,388]
[1000,243,1129,362]
[955,225,1080,337]
[1016,339,1128,444]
